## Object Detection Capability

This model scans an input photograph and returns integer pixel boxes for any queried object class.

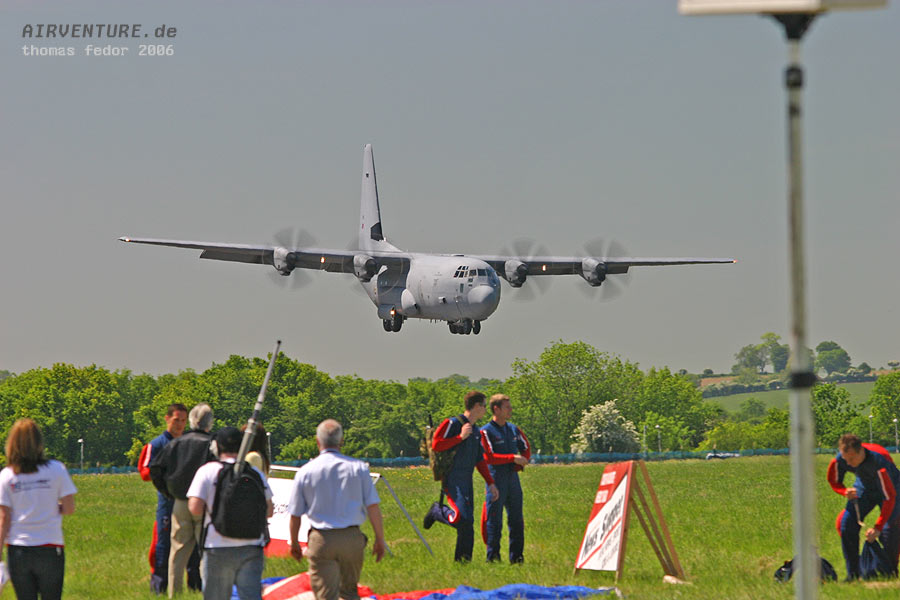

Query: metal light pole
[776,16,821,600]
[78,438,84,472]
[656,424,661,453]
[680,3,885,599]
[893,418,898,452]
[869,414,873,443]
[266,431,272,463]
[643,423,647,456]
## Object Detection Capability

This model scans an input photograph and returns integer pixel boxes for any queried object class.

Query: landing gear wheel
[391,314,403,332]
[383,319,392,332]
[463,320,473,335]
[448,321,458,334]
[472,320,481,335]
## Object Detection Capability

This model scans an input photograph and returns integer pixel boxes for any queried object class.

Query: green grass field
[3,456,900,599]
[713,381,875,414]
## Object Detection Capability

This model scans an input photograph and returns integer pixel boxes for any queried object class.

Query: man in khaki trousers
[288,420,386,600]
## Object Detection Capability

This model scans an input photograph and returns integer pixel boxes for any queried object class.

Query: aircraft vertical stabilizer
[359,144,395,253]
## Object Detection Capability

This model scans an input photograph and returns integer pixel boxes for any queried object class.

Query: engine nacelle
[581,258,607,287]
[504,260,528,287]
[273,247,296,275]
[400,289,420,316]
[353,254,377,282]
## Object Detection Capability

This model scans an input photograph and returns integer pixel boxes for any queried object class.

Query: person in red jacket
[424,391,499,562]
[828,433,900,580]
[138,403,188,594]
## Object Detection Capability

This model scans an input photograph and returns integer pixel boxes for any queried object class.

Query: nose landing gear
[448,319,480,335]
[382,313,404,333]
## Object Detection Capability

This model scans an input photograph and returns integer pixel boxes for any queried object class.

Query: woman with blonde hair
[240,423,271,474]
[0,418,77,600]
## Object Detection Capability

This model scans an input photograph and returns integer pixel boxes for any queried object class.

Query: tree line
[1,340,899,465]
[730,333,876,378]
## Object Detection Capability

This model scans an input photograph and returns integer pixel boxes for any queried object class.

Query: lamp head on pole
[678,0,885,15]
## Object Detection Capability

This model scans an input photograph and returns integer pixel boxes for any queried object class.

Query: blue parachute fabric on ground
[406,583,615,600]
[239,579,613,600]
[233,577,284,599]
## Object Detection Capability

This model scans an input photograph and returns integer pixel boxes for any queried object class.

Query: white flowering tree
[570,400,640,454]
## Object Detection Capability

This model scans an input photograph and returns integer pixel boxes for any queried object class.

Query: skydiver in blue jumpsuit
[425,391,499,562]
[480,394,531,563]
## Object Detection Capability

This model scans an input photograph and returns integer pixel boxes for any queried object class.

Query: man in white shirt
[288,420,386,600]
[188,427,273,600]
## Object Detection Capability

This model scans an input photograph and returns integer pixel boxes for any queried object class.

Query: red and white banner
[266,476,309,557]
[265,469,382,557]
[575,461,634,572]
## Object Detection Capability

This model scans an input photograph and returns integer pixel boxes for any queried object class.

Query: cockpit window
[477,269,486,276]
[468,270,476,277]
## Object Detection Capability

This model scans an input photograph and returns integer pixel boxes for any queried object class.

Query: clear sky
[3,1,898,382]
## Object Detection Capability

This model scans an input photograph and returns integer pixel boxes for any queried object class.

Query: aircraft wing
[118,237,409,274]
[470,253,735,276]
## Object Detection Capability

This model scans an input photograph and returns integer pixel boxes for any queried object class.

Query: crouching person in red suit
[828,433,900,581]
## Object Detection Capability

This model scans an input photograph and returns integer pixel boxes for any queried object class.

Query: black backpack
[774,556,837,583]
[209,461,269,540]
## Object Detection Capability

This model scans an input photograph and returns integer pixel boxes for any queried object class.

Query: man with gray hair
[288,420,386,600]
[151,403,215,596]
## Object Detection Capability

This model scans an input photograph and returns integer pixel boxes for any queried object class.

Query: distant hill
[711,381,875,413]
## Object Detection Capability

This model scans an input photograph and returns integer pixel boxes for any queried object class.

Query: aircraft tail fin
[359,144,397,253]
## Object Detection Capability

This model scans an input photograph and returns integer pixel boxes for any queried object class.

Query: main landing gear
[448,319,480,335]
[382,313,404,333]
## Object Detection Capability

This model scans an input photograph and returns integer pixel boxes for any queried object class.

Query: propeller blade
[273,228,294,250]
[269,227,318,291]
[501,237,551,301]
[583,237,606,259]
[508,280,537,302]
[268,268,311,289]
[578,237,631,302]
[345,237,368,296]
[607,239,627,260]
[274,227,317,250]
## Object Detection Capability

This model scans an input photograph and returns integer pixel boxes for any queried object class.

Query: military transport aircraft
[120,144,734,335]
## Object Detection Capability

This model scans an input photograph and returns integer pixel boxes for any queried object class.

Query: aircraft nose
[468,284,500,317]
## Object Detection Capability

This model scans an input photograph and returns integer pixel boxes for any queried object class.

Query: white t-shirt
[187,458,273,548]
[0,460,77,546]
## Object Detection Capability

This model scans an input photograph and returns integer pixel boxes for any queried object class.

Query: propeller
[268,227,317,290]
[578,237,632,301]
[345,237,370,296]
[500,238,552,302]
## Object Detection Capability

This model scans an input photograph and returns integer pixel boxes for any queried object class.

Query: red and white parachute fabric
[261,572,453,600]
[261,573,613,600]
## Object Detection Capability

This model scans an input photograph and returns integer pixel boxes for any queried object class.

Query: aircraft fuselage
[361,255,501,323]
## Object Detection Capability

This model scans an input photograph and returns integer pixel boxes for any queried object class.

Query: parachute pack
[425,416,459,482]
